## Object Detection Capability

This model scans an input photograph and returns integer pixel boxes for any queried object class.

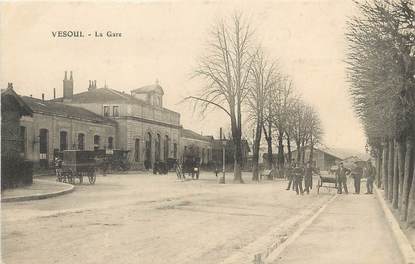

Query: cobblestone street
[2,172,332,264]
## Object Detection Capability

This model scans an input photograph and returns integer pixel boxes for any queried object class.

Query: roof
[22,96,117,126]
[1,87,33,116]
[181,128,212,142]
[53,88,145,104]
[291,145,370,161]
[131,84,164,95]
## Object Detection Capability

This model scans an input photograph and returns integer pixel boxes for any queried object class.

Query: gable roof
[1,87,33,116]
[181,128,212,142]
[291,145,370,161]
[22,96,116,126]
[131,84,164,95]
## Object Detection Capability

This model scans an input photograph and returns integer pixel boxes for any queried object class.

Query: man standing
[304,161,314,194]
[337,162,351,194]
[364,160,375,194]
[351,162,363,194]
[286,162,296,191]
[293,163,304,195]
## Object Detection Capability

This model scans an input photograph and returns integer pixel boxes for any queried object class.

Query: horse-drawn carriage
[56,150,97,184]
[181,156,201,180]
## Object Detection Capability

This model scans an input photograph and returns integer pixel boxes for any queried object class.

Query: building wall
[121,118,180,169]
[181,137,212,165]
[20,113,116,167]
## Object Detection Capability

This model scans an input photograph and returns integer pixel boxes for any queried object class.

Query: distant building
[180,129,213,165]
[291,146,370,170]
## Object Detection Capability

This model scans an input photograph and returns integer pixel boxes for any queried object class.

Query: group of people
[285,161,318,195]
[285,159,376,195]
[336,160,376,195]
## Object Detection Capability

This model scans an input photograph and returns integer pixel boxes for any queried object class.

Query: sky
[0,0,367,152]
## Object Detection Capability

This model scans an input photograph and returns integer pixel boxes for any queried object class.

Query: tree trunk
[407,159,415,227]
[309,136,314,163]
[230,113,243,183]
[382,140,389,197]
[388,139,394,202]
[301,140,305,164]
[287,134,292,164]
[252,121,262,181]
[277,131,284,169]
[392,140,399,209]
[296,141,301,163]
[398,140,406,210]
[376,150,382,188]
[263,123,273,170]
[400,137,414,221]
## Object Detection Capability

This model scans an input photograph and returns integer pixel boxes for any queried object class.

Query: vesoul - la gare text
[51,31,122,38]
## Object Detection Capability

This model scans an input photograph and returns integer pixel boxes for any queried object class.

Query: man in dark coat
[337,162,351,194]
[304,161,315,194]
[293,163,304,195]
[364,160,375,194]
[286,162,296,191]
[351,162,363,194]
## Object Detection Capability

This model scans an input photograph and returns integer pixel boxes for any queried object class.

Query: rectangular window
[104,106,110,117]
[113,106,119,117]
[60,131,68,151]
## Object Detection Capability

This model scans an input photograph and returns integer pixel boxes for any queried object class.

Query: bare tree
[246,49,278,181]
[186,13,255,183]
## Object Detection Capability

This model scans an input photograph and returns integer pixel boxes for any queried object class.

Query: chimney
[63,70,73,101]
[53,88,56,99]
[88,80,97,91]
[7,82,13,89]
[42,93,45,101]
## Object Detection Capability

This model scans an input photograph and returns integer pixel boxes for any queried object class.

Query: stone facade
[20,96,117,168]
[13,72,216,170]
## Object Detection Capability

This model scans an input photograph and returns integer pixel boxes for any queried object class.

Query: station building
[14,71,214,170]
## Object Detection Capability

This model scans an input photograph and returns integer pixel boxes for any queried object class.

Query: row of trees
[347,0,415,225]
[187,13,322,182]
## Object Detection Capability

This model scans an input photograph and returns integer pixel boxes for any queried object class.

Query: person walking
[304,161,314,194]
[351,162,363,194]
[364,160,375,194]
[293,163,304,195]
[337,162,351,194]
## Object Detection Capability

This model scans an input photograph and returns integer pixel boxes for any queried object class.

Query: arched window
[94,135,100,150]
[78,133,85,150]
[108,137,114,149]
[60,131,68,151]
[164,135,169,160]
[155,134,161,161]
[145,133,152,169]
[134,139,140,162]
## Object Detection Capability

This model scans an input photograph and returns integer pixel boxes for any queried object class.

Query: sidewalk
[1,179,74,202]
[267,193,404,264]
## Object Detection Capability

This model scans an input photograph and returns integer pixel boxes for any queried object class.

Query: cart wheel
[88,169,96,184]
[68,170,75,184]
